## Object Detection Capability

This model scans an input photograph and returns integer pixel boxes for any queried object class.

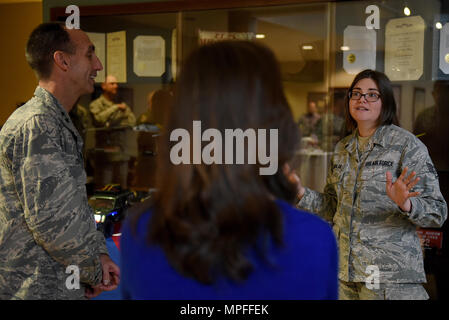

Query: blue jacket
[120,199,338,300]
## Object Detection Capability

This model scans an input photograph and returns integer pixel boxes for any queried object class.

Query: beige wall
[0,1,42,125]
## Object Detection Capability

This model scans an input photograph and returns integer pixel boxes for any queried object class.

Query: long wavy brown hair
[131,40,300,284]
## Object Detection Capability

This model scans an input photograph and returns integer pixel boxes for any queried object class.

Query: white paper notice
[107,31,127,83]
[133,35,165,77]
[86,32,106,83]
[385,16,425,81]
[343,26,376,74]
[439,23,449,74]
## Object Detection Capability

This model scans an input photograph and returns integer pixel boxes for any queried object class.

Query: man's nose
[94,55,103,71]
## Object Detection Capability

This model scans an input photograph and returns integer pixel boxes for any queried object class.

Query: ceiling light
[436,22,443,29]
[340,46,350,51]
[404,6,411,16]
[302,45,313,50]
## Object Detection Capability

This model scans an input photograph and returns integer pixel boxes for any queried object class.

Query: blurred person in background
[132,89,173,189]
[316,92,346,152]
[137,89,172,127]
[298,100,321,142]
[89,75,136,189]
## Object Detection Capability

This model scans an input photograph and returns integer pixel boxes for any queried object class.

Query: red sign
[111,222,122,250]
[417,229,443,249]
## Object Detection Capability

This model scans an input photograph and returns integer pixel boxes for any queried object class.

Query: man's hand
[84,254,121,299]
[100,254,120,290]
[85,284,103,299]
[386,167,421,212]
[117,103,127,111]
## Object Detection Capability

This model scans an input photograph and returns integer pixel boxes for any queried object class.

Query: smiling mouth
[355,107,369,111]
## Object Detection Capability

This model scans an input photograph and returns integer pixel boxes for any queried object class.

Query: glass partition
[49,0,449,299]
[56,0,449,198]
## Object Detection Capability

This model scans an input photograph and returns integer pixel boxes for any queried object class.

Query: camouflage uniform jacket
[298,124,447,283]
[89,94,136,128]
[89,94,137,162]
[0,87,108,299]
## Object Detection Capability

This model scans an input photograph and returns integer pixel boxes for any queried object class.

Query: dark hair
[433,80,449,99]
[25,22,75,79]
[344,69,399,131]
[149,89,173,125]
[132,41,300,285]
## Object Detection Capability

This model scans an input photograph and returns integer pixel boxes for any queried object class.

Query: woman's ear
[53,50,69,72]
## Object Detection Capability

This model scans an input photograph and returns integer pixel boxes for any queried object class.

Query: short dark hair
[133,41,300,285]
[344,69,399,131]
[25,22,75,79]
[433,80,449,97]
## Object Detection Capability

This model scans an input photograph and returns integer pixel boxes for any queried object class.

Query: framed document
[385,16,425,81]
[133,35,165,77]
[107,31,127,83]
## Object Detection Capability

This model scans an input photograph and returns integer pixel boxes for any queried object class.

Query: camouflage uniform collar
[34,86,84,152]
[34,86,70,119]
[343,131,358,154]
[369,124,390,148]
[344,124,390,152]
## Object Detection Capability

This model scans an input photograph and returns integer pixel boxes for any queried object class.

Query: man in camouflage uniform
[70,103,93,143]
[297,101,321,138]
[296,124,447,299]
[89,75,136,189]
[0,23,119,299]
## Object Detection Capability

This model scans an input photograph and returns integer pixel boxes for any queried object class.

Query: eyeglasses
[349,91,381,102]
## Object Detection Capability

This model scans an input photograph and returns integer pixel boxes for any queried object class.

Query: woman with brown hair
[120,40,338,299]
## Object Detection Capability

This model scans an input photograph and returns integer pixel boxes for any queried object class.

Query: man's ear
[53,50,69,72]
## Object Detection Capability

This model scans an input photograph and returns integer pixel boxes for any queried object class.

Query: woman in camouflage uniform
[294,69,447,300]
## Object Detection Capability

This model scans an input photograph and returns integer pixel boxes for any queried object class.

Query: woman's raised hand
[386,167,421,212]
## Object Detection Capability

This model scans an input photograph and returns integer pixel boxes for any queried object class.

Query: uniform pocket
[360,166,387,182]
